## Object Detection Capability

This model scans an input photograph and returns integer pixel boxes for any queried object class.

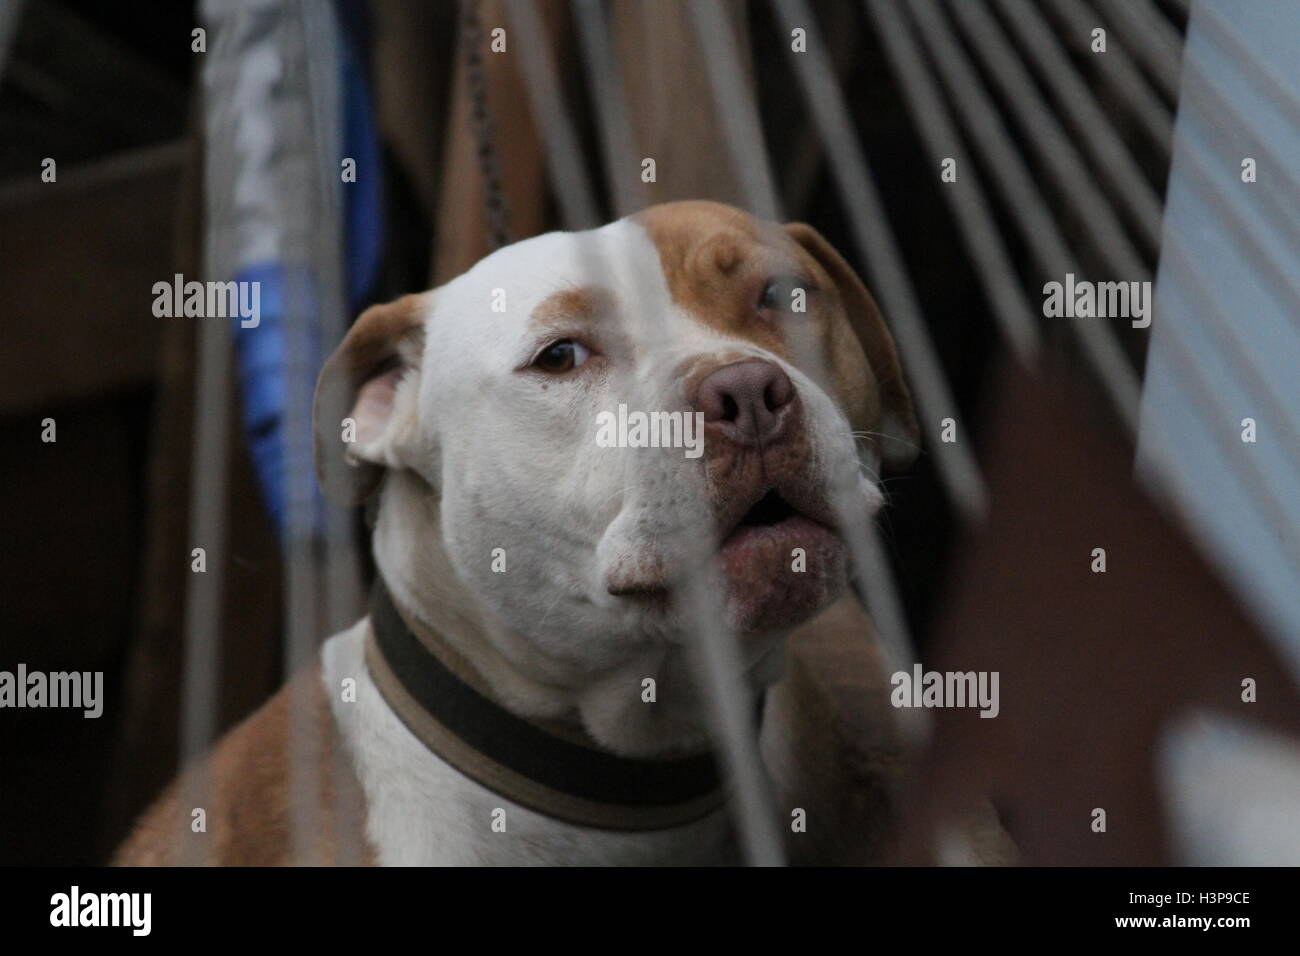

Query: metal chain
[460,0,513,250]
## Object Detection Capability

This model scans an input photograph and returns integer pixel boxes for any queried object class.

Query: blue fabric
[340,7,384,312]
[233,4,384,534]
[231,264,321,533]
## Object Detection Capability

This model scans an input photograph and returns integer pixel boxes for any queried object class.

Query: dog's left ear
[784,223,920,469]
[313,293,429,505]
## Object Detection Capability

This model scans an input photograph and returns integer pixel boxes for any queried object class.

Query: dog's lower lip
[715,511,845,630]
[719,511,832,552]
[721,489,833,547]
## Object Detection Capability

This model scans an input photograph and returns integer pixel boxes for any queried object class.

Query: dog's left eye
[758,275,809,314]
[532,339,591,374]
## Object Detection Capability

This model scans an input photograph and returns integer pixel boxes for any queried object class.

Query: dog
[117,200,925,866]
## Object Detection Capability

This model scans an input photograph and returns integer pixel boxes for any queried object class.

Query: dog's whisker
[536,585,573,633]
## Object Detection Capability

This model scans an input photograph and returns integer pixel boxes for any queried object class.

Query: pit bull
[117,200,927,866]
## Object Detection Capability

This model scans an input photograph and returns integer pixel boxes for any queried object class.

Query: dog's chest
[321,623,737,865]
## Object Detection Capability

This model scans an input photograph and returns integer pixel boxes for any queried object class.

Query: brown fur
[634,201,918,456]
[529,286,612,328]
[636,201,797,360]
[115,662,374,866]
[771,595,1015,865]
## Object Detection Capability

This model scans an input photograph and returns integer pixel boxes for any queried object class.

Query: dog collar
[365,576,730,831]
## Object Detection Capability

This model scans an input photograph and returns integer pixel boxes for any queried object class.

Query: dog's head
[315,200,917,752]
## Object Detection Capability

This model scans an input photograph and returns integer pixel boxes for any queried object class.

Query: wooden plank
[609,0,754,210]
[430,0,567,283]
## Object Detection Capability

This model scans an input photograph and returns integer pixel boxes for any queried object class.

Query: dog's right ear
[783,222,920,469]
[313,293,429,506]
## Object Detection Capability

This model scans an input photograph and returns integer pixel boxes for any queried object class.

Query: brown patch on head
[634,201,793,360]
[529,285,612,329]
[632,200,918,468]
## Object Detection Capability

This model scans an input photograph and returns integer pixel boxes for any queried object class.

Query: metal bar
[178,37,239,858]
[763,1,932,750]
[770,0,990,523]
[571,0,645,217]
[687,0,781,223]
[691,0,780,221]
[280,0,334,866]
[905,0,1141,434]
[945,0,1150,279]
[989,0,1300,336]
[1093,0,1184,102]
[503,0,601,229]
[297,0,365,866]
[1043,0,1174,154]
[851,521,931,746]
[177,250,232,868]
[1139,376,1300,576]
[865,0,1041,367]
[993,0,1165,254]
[919,0,1300,550]
[982,0,1300,450]
[506,0,786,866]
[687,0,784,220]
[178,0,243,867]
[676,544,790,866]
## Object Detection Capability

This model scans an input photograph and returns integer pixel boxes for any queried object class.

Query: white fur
[321,620,737,865]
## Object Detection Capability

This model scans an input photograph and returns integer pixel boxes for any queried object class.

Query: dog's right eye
[531,339,591,374]
[757,275,811,315]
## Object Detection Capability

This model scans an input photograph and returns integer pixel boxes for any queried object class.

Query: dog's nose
[694,360,796,446]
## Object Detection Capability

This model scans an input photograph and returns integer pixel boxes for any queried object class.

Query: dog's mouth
[718,485,836,553]
[732,488,797,529]
[712,482,846,631]
[606,482,849,633]
[717,486,837,546]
